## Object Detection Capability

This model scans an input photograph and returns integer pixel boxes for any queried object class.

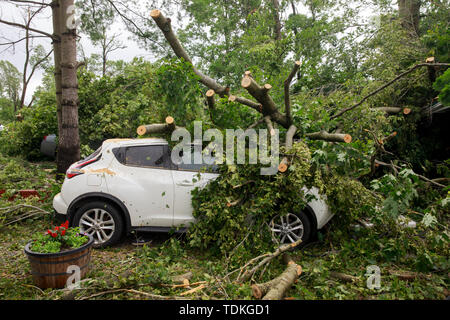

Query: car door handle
[176,180,194,186]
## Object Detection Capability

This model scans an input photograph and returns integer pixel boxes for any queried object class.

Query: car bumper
[53,192,68,215]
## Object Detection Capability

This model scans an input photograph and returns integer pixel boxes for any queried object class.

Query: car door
[106,144,174,227]
[171,153,219,227]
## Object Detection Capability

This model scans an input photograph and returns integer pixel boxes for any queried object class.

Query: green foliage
[433,68,450,105]
[0,100,57,160]
[371,169,420,219]
[154,59,206,127]
[188,140,380,266]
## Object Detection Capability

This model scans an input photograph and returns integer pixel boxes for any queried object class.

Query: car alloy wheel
[269,212,304,244]
[79,208,116,245]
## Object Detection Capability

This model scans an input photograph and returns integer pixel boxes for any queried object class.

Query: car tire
[72,201,124,248]
[269,210,312,248]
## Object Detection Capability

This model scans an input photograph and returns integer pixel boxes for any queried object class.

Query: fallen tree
[143,9,449,297]
[148,9,352,168]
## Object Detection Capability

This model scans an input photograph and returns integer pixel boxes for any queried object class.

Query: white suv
[53,138,333,247]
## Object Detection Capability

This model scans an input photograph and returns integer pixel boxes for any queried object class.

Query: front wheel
[269,211,312,247]
[72,201,123,248]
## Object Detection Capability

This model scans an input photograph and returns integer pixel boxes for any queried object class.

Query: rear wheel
[72,201,123,247]
[269,211,312,247]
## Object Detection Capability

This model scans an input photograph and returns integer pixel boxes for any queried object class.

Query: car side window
[112,145,171,169]
[174,148,219,173]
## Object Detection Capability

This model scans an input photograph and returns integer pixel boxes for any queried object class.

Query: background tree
[0,0,81,174]
[0,60,21,114]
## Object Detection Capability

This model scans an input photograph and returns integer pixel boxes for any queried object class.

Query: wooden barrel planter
[24,235,94,289]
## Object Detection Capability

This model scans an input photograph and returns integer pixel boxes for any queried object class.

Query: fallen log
[136,116,178,136]
[252,254,302,300]
[171,271,193,284]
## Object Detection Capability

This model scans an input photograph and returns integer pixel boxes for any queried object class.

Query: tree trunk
[57,0,80,174]
[51,0,62,136]
[271,0,282,41]
[398,0,421,36]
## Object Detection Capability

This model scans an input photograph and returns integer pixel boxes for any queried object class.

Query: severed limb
[376,107,411,115]
[252,254,302,300]
[206,89,215,110]
[136,116,179,136]
[305,130,352,143]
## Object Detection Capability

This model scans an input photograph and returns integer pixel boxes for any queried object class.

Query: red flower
[61,229,66,236]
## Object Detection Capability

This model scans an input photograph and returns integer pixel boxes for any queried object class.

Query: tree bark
[284,61,301,124]
[271,0,282,41]
[51,0,63,139]
[377,107,411,115]
[57,0,80,174]
[137,116,178,136]
[306,131,352,143]
[241,75,290,127]
[278,125,297,173]
[254,255,302,300]
[206,89,215,110]
[398,0,421,36]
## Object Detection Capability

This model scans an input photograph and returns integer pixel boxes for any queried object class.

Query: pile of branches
[0,204,51,228]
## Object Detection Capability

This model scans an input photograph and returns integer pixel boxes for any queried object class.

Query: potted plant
[24,220,94,289]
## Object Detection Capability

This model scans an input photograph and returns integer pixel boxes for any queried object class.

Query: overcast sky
[0,1,150,103]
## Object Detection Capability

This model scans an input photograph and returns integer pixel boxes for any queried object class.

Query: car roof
[103,138,168,146]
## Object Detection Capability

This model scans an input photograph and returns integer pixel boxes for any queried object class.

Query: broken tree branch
[278,125,297,173]
[330,271,359,283]
[284,60,301,124]
[150,9,291,127]
[150,9,229,95]
[206,89,215,110]
[136,116,178,136]
[237,239,302,283]
[264,116,275,136]
[0,19,57,40]
[254,254,302,300]
[377,107,412,115]
[241,75,289,127]
[305,130,352,143]
[374,160,446,188]
[331,62,450,119]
